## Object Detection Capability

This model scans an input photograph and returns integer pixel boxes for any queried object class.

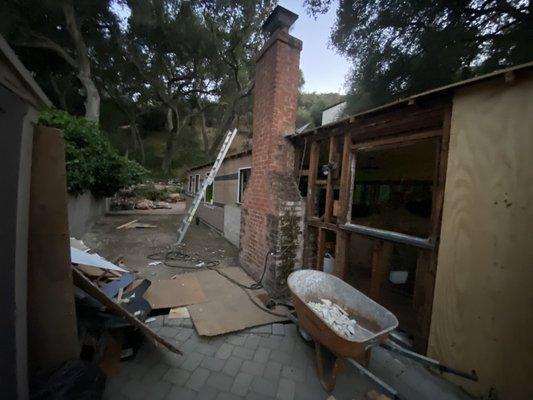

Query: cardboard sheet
[187,267,288,336]
[143,274,208,309]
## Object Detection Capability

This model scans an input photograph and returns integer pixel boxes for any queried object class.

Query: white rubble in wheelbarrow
[307,298,358,338]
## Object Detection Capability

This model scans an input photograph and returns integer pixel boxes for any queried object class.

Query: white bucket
[323,253,335,274]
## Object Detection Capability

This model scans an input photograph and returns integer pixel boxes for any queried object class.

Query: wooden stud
[316,227,326,271]
[413,249,430,310]
[337,133,353,224]
[369,240,393,301]
[324,135,337,222]
[306,140,319,217]
[334,230,348,280]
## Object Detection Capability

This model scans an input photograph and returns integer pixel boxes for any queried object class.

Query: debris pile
[307,298,358,338]
[110,182,184,211]
[70,238,180,379]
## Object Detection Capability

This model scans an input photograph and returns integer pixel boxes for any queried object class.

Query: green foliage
[39,109,147,197]
[133,184,169,201]
[297,92,345,128]
[305,0,533,113]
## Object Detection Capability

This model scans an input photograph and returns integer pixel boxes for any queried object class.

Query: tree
[1,0,120,122]
[305,0,533,112]
[124,0,220,174]
[199,0,275,156]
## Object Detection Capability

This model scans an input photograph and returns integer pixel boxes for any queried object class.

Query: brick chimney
[239,6,304,298]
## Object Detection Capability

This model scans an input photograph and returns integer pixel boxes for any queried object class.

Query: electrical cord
[146,247,293,317]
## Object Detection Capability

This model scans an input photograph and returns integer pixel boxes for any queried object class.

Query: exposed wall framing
[297,100,451,352]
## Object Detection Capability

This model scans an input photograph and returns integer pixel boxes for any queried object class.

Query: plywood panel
[428,74,533,399]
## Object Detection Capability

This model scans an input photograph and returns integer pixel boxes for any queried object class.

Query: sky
[278,1,351,94]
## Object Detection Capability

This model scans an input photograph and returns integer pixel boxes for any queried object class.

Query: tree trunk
[162,107,176,175]
[78,72,100,123]
[209,104,237,156]
[131,119,145,165]
[63,0,100,123]
[200,111,209,155]
[50,74,68,111]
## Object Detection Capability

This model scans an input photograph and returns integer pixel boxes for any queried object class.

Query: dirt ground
[82,213,239,281]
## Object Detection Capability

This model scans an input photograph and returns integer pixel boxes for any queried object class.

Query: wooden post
[324,135,337,222]
[334,230,348,279]
[316,227,326,270]
[306,140,319,217]
[334,133,353,278]
[369,240,393,301]
[337,133,353,224]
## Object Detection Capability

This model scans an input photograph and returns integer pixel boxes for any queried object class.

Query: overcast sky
[278,1,351,94]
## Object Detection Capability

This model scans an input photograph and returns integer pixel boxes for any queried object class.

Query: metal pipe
[341,223,435,249]
[382,340,478,381]
[345,357,405,400]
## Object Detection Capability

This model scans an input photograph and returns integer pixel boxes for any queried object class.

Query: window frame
[237,167,251,204]
[194,174,200,193]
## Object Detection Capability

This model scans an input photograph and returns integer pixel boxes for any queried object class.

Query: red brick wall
[239,29,304,296]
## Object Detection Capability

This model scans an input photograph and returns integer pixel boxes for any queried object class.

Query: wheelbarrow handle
[381,340,478,382]
[345,358,406,400]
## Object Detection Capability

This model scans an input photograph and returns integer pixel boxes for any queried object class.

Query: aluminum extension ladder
[176,128,238,244]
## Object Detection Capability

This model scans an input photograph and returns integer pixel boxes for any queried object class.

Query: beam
[369,240,393,301]
[306,140,319,217]
[324,135,337,222]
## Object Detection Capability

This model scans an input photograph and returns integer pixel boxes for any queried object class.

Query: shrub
[39,109,148,197]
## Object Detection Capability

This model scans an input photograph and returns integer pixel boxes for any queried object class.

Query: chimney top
[262,6,298,36]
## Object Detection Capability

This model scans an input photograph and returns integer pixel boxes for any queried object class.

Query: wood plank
[333,230,348,280]
[72,268,181,354]
[369,240,393,301]
[324,136,337,222]
[352,129,442,151]
[27,125,79,374]
[306,140,319,217]
[337,133,353,224]
[316,228,326,271]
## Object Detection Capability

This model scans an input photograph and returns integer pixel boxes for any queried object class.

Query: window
[194,174,200,193]
[188,175,194,193]
[237,167,251,203]
[204,182,214,204]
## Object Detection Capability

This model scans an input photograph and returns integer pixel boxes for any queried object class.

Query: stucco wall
[68,192,108,238]
[186,154,251,242]
[428,72,533,399]
[224,205,241,247]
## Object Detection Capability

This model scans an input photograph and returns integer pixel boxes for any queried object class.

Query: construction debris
[307,298,358,339]
[116,219,138,229]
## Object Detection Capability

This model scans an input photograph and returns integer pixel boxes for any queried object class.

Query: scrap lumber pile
[110,182,184,211]
[70,239,180,379]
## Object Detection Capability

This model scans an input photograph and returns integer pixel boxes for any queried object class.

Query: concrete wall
[428,72,533,399]
[67,192,108,238]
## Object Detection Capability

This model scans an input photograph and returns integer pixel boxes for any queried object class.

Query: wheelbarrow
[287,270,477,399]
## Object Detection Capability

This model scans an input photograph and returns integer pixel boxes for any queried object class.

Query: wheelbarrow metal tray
[288,270,398,358]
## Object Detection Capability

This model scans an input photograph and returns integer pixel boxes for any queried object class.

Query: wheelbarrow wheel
[314,342,343,392]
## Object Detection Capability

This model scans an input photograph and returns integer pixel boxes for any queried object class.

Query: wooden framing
[306,140,319,217]
[299,99,451,353]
